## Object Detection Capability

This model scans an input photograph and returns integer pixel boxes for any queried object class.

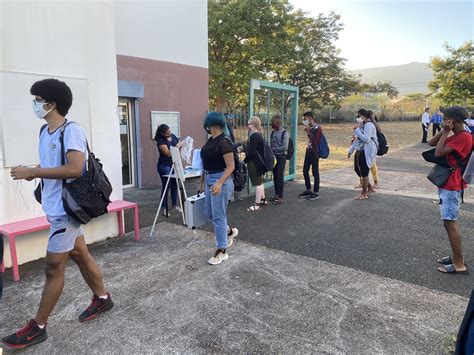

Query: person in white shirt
[421,107,431,143]
[465,112,474,134]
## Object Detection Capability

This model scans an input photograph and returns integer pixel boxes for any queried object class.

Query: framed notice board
[151,111,180,139]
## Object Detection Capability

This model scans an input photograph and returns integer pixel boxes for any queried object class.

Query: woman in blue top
[155,124,184,216]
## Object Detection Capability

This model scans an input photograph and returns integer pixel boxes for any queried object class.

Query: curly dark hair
[30,78,73,116]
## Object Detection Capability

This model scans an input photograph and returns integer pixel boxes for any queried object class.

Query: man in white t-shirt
[421,107,431,143]
[3,79,113,349]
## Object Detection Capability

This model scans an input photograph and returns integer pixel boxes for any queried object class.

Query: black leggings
[354,150,370,178]
[273,154,287,198]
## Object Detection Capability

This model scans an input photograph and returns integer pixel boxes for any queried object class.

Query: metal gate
[248,79,299,188]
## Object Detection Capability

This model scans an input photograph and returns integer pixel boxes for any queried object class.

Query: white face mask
[302,119,309,126]
[356,117,363,123]
[32,100,53,119]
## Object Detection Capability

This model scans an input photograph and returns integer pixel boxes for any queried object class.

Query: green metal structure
[248,79,299,189]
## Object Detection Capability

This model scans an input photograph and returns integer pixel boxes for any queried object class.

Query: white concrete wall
[114,0,208,69]
[0,1,122,267]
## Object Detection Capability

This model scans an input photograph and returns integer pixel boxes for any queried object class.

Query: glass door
[118,99,136,188]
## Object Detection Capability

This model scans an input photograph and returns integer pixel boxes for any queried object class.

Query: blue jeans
[205,172,234,249]
[157,163,177,209]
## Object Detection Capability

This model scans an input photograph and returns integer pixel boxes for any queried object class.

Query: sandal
[436,256,453,265]
[260,198,269,206]
[269,196,278,202]
[437,264,469,274]
[272,198,283,205]
[247,204,262,212]
[354,195,368,200]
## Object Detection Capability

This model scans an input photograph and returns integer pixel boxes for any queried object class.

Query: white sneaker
[161,209,168,217]
[208,250,229,265]
[227,228,239,248]
[173,206,182,213]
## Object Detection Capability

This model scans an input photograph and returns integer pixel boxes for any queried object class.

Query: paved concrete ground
[122,143,473,297]
[1,143,472,353]
[0,223,468,353]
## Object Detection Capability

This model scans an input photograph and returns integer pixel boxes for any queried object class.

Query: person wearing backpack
[347,109,378,200]
[368,111,381,188]
[298,111,322,201]
[5,79,113,349]
[428,106,472,274]
[270,115,289,204]
[244,116,267,211]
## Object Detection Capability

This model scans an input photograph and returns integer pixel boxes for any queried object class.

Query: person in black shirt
[154,124,184,216]
[244,116,267,211]
[198,112,239,265]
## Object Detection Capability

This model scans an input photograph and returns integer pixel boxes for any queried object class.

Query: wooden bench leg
[117,211,124,239]
[9,235,20,282]
[134,205,140,241]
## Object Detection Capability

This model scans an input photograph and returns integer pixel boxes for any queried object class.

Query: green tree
[208,0,293,111]
[208,0,357,111]
[358,81,399,99]
[269,10,359,110]
[429,41,474,106]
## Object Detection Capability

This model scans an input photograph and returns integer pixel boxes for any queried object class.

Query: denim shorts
[47,215,83,253]
[438,188,462,221]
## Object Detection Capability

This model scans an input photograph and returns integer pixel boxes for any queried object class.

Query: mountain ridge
[351,62,434,95]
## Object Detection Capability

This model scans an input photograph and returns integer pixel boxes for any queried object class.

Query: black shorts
[354,150,370,178]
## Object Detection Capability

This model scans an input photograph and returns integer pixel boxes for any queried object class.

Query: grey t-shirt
[271,129,289,155]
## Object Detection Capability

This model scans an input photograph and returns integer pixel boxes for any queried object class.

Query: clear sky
[290,0,473,70]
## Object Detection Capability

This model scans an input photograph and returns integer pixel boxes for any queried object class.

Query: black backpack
[225,136,247,192]
[257,134,276,172]
[35,122,112,224]
[363,121,389,156]
[375,131,389,156]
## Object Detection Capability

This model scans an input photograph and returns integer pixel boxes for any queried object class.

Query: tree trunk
[216,95,228,112]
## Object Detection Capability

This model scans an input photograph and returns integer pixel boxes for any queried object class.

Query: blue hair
[204,111,230,136]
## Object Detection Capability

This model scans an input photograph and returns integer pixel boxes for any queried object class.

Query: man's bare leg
[69,236,106,296]
[35,252,69,325]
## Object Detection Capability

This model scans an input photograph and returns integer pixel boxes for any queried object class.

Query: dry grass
[297,121,421,173]
[235,121,421,175]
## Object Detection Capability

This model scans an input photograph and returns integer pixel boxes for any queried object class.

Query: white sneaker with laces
[208,250,229,265]
[173,206,183,213]
[227,228,239,248]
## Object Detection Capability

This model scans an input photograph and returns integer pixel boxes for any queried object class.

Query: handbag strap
[59,121,93,186]
[450,150,468,203]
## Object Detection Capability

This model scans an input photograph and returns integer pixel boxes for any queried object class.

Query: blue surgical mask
[32,100,53,119]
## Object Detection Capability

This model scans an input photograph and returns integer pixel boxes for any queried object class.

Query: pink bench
[1,200,139,282]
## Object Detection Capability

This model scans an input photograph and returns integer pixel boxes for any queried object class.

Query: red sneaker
[2,319,47,349]
[79,293,114,322]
